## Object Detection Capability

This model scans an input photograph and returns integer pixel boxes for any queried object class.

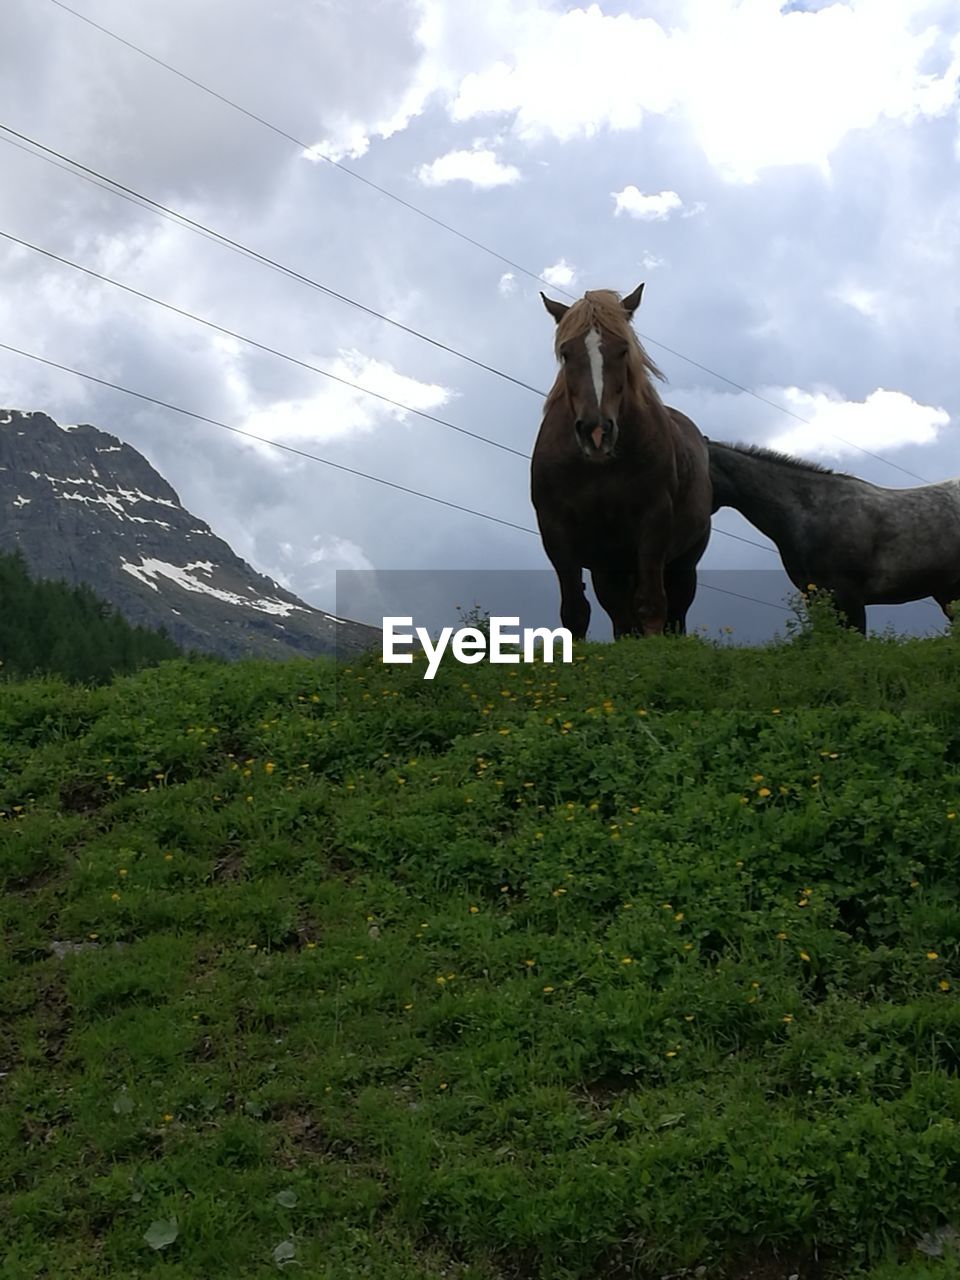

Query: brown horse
[531,285,712,638]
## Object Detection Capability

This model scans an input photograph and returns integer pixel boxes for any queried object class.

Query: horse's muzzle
[575,417,618,460]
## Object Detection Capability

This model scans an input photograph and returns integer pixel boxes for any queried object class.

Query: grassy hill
[3,609,960,1278]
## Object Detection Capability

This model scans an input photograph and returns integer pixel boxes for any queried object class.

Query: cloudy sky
[1,0,958,636]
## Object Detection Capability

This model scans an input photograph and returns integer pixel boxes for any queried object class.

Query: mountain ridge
[0,408,379,660]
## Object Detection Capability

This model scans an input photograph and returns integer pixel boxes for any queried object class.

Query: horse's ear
[621,283,645,316]
[541,292,569,324]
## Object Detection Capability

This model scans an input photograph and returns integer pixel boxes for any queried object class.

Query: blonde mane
[547,289,665,414]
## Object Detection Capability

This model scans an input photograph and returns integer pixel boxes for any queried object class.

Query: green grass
[3,615,960,1277]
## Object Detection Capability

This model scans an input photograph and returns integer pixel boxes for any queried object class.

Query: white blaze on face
[583,327,607,450]
[584,328,604,414]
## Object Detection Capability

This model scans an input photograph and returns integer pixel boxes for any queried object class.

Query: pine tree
[0,549,181,683]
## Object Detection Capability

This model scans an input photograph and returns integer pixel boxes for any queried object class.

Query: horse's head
[541,284,647,462]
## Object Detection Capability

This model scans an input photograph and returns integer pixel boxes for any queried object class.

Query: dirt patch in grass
[584,1074,639,1098]
[59,777,108,814]
[715,1246,828,1280]
[8,965,72,1067]
[278,1108,331,1152]
[188,1032,217,1063]
[209,847,247,883]
[294,907,322,948]
[7,859,65,898]
[274,1107,380,1171]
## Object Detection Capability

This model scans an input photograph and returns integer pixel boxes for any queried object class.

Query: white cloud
[451,5,675,142]
[302,124,372,165]
[541,258,576,287]
[417,147,521,188]
[768,387,950,458]
[426,0,960,182]
[639,251,665,270]
[306,535,374,570]
[832,283,884,320]
[680,2,960,182]
[233,350,453,451]
[498,271,517,295]
[293,535,376,608]
[612,187,683,220]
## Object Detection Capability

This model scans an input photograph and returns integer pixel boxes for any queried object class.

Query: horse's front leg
[539,522,590,639]
[591,566,640,639]
[558,570,590,639]
[635,557,668,636]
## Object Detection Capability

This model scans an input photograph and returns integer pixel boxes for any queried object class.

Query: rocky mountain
[0,409,380,661]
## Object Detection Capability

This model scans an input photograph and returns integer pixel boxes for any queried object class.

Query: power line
[1,129,935,490]
[0,133,264,259]
[0,339,791,613]
[0,342,538,533]
[0,122,549,399]
[46,0,567,300]
[40,1,934,487]
[0,226,778,556]
[0,229,527,460]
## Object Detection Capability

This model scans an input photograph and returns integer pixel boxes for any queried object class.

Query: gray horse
[709,441,960,634]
